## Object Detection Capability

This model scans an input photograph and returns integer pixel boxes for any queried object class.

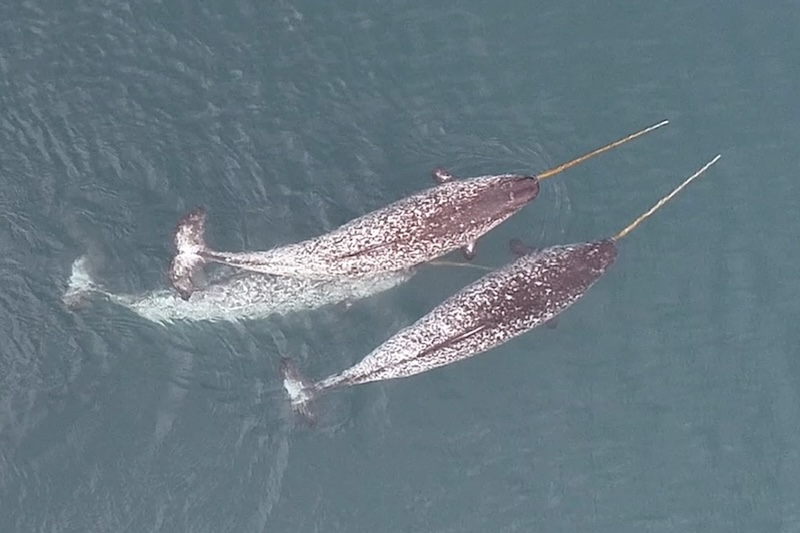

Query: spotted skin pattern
[183,174,538,281]
[65,256,413,324]
[293,240,617,397]
[282,153,721,413]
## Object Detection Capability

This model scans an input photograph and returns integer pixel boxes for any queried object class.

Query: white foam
[63,255,101,308]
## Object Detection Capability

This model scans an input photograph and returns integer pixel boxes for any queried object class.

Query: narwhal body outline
[280,155,722,417]
[170,122,669,299]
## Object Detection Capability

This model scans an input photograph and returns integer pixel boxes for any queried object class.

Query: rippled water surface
[1,1,799,532]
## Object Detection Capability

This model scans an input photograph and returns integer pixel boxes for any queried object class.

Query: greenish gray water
[1,1,799,532]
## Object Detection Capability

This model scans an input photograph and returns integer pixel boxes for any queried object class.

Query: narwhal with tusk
[280,154,721,416]
[170,121,669,299]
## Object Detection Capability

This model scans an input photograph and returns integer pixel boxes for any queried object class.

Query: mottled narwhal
[280,155,721,415]
[62,255,414,324]
[170,122,668,299]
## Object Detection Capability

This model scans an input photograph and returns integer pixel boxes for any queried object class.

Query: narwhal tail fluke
[169,207,210,300]
[63,255,102,310]
[279,358,320,424]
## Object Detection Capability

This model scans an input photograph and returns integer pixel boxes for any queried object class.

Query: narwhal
[62,255,415,324]
[170,121,668,299]
[280,154,721,415]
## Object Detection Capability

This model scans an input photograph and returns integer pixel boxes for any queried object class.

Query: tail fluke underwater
[63,255,102,310]
[169,207,210,300]
[279,357,319,424]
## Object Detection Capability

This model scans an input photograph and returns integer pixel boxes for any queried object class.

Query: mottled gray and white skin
[279,153,722,415]
[170,172,539,299]
[64,256,413,324]
[281,239,617,412]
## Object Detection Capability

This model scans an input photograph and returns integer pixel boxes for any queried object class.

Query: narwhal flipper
[431,167,454,184]
[462,240,477,260]
[169,207,210,300]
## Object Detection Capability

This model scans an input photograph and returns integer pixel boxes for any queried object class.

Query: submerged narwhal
[170,122,668,299]
[62,255,415,324]
[280,155,721,415]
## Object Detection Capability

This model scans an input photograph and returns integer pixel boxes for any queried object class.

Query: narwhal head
[464,174,540,221]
